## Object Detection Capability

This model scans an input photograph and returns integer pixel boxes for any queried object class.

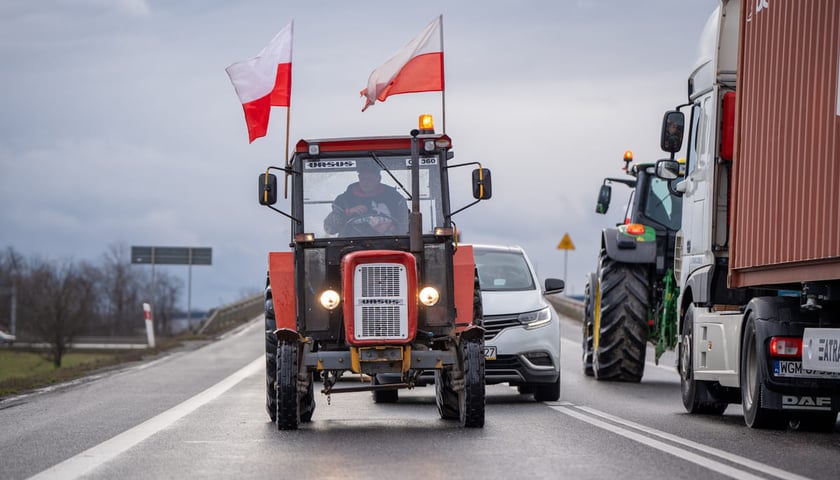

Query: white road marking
[550,402,813,480]
[27,356,263,480]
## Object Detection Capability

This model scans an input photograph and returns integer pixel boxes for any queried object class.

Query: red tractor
[259,115,492,429]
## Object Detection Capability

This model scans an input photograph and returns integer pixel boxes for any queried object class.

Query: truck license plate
[483,346,497,360]
[773,360,840,378]
[802,328,840,373]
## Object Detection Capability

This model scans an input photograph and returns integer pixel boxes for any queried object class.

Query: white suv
[474,244,564,401]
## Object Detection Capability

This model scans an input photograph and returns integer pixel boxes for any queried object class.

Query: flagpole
[284,106,291,164]
[439,14,446,134]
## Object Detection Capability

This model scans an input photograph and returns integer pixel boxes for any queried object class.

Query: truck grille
[354,263,408,340]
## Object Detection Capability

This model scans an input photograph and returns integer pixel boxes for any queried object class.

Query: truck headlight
[320,290,341,310]
[419,286,440,306]
[520,307,551,329]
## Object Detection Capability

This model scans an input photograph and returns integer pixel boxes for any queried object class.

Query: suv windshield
[474,249,536,291]
[302,156,444,238]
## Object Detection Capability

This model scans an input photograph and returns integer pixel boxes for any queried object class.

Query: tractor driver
[324,161,409,236]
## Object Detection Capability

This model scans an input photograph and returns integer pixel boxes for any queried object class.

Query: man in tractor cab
[324,160,409,236]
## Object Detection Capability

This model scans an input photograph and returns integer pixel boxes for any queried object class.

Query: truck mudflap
[759,385,840,413]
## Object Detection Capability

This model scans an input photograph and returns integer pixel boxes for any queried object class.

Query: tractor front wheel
[460,338,486,428]
[276,341,300,430]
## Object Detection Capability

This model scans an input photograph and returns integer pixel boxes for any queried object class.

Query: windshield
[302,156,444,238]
[474,249,536,291]
[644,176,682,231]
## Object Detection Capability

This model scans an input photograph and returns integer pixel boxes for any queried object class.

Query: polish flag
[360,16,444,111]
[226,22,293,143]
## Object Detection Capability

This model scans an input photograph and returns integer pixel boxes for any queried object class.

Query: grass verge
[0,337,193,398]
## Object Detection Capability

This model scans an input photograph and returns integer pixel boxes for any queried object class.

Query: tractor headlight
[519,307,551,329]
[319,290,341,310]
[419,286,440,306]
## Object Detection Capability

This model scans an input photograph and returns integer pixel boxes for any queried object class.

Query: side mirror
[655,159,681,180]
[472,168,492,200]
[544,278,565,295]
[596,184,611,214]
[258,173,278,205]
[660,110,685,153]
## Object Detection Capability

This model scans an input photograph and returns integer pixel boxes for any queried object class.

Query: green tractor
[582,142,684,382]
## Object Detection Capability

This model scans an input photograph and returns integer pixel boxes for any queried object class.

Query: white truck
[656,0,840,430]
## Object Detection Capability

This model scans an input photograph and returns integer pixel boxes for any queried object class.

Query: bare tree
[97,243,144,336]
[18,257,97,367]
[152,271,182,335]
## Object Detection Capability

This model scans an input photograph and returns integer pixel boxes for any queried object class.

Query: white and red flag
[226,22,293,143]
[360,15,444,111]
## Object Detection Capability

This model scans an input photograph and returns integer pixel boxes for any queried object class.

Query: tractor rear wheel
[435,368,459,420]
[300,372,316,422]
[265,331,277,423]
[593,252,650,382]
[582,272,597,377]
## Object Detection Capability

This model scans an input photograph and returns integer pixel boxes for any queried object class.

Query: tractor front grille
[354,263,408,340]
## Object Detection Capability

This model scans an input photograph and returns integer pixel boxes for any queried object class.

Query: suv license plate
[484,346,497,360]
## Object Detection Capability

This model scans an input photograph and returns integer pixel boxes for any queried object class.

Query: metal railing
[196,294,264,336]
[546,294,584,323]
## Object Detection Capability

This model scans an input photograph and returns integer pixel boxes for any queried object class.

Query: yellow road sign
[557,233,575,250]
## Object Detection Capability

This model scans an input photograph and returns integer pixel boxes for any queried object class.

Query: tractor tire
[592,252,650,382]
[276,341,300,430]
[265,331,277,423]
[741,313,785,429]
[679,307,727,414]
[300,372,316,422]
[435,368,459,420]
[582,272,597,377]
[460,338,486,428]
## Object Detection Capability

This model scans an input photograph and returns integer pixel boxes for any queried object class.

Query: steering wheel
[342,213,396,236]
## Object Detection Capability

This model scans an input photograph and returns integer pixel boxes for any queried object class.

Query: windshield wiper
[371,153,411,200]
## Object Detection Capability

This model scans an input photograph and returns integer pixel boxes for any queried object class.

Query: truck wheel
[265,332,277,423]
[533,376,561,402]
[460,338,486,428]
[372,374,399,403]
[435,368,459,419]
[679,308,727,414]
[741,313,784,429]
[276,341,300,430]
[593,253,650,382]
[582,272,597,377]
[300,372,316,422]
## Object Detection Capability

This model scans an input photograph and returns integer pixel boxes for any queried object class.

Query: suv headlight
[519,307,551,330]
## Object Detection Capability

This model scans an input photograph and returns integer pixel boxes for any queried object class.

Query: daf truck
[657,0,840,429]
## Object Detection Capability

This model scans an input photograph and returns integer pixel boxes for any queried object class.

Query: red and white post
[143,302,156,349]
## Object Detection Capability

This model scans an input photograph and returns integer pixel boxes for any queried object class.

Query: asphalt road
[1,314,839,480]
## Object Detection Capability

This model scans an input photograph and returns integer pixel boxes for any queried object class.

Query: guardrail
[196,293,264,336]
[547,294,584,323]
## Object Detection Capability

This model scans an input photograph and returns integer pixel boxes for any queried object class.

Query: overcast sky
[0,0,718,311]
